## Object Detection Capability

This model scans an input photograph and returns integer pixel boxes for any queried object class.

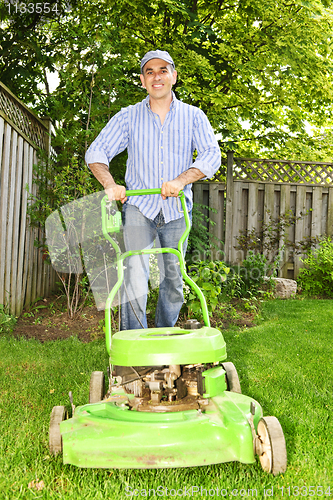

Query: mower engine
[112,363,212,412]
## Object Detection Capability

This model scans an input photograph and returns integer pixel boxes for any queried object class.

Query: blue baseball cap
[140,50,175,74]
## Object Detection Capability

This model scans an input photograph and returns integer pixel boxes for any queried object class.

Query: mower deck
[60,389,263,469]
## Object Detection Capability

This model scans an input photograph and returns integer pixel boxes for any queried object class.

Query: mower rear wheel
[256,416,287,475]
[221,362,242,393]
[89,371,105,403]
[49,405,67,455]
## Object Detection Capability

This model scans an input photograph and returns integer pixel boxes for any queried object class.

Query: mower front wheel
[221,362,242,393]
[49,405,67,455]
[256,416,287,475]
[89,371,105,403]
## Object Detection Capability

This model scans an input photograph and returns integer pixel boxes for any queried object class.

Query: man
[86,50,221,330]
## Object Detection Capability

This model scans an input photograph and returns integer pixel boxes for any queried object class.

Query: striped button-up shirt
[85,93,221,223]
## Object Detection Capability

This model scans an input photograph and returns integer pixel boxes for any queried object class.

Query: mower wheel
[256,416,287,475]
[221,362,242,393]
[49,405,67,455]
[89,371,105,403]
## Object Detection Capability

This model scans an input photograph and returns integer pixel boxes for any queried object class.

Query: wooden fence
[193,151,333,278]
[0,81,57,315]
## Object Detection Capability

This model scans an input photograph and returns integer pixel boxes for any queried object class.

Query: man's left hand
[161,180,185,200]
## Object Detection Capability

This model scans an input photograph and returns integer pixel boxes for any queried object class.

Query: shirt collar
[144,91,178,110]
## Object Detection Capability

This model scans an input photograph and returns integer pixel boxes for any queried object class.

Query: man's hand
[161,179,185,200]
[161,168,205,200]
[88,163,127,203]
[105,184,127,203]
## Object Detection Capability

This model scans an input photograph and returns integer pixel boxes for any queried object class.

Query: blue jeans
[120,204,190,330]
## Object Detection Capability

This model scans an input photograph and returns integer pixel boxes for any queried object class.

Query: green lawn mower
[49,189,287,475]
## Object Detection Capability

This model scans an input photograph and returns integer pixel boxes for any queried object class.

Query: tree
[1,0,333,165]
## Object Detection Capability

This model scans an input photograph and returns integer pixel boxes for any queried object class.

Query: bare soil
[12,296,106,343]
[12,295,257,343]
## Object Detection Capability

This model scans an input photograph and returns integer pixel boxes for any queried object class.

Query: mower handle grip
[125,188,183,197]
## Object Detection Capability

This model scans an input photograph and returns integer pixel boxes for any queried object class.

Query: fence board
[28,151,39,306]
[16,141,30,314]
[322,192,328,236]
[208,183,224,260]
[294,186,307,276]
[224,152,234,262]
[328,188,333,237]
[231,181,243,263]
[247,182,259,233]
[0,116,4,171]
[279,184,291,276]
[0,122,11,305]
[21,145,34,310]
[0,82,57,314]
[193,153,333,279]
[10,135,24,313]
[263,183,275,264]
[312,187,322,238]
[5,129,18,309]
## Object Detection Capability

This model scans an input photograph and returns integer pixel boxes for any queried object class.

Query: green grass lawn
[0,299,332,499]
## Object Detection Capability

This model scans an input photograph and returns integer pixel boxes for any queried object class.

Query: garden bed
[12,294,258,343]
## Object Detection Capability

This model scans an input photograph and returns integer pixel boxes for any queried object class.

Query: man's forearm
[89,162,127,203]
[161,167,205,200]
[89,162,117,189]
[175,167,205,187]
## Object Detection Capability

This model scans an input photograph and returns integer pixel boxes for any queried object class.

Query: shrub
[0,305,17,335]
[228,251,278,299]
[298,237,333,297]
[185,260,230,318]
[183,259,267,322]
[238,251,268,295]
[235,209,319,270]
[186,203,222,264]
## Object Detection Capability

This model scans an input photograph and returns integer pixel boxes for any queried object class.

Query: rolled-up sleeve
[191,109,221,179]
[85,109,129,166]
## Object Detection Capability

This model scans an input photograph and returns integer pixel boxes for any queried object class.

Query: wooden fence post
[280,184,291,278]
[224,151,234,263]
[295,186,307,276]
[328,187,333,237]
[312,186,323,238]
[0,122,11,306]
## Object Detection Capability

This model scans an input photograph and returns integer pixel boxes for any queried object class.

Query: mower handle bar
[103,188,211,353]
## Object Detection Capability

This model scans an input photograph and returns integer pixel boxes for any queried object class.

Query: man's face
[140,58,177,101]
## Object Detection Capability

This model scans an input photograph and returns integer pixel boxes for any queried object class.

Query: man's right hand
[88,163,127,203]
[105,184,127,203]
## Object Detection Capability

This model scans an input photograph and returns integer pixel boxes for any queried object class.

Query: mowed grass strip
[0,299,332,499]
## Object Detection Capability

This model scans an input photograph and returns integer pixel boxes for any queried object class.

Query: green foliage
[27,153,99,232]
[28,155,102,318]
[298,237,333,297]
[0,305,17,335]
[184,255,276,321]
[146,255,160,323]
[235,210,320,272]
[2,0,333,160]
[235,251,269,296]
[228,252,277,305]
[185,260,230,317]
[186,203,221,263]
